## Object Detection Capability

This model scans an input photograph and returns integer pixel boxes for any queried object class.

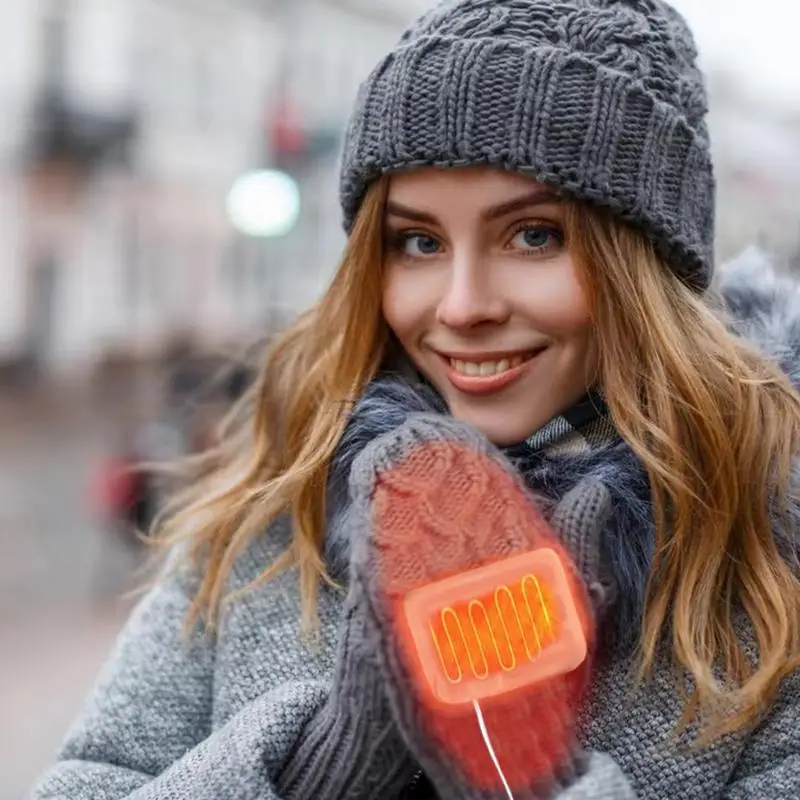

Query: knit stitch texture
[339,0,715,289]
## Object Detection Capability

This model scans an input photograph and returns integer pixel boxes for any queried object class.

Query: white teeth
[449,355,531,377]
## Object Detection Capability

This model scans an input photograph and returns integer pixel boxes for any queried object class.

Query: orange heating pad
[403,547,588,709]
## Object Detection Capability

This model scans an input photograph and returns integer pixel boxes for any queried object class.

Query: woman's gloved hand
[275,513,420,799]
[347,413,614,800]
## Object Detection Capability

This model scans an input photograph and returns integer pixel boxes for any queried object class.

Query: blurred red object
[267,94,306,157]
[89,455,139,519]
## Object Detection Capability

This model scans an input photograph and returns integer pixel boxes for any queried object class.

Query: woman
[31,1,800,798]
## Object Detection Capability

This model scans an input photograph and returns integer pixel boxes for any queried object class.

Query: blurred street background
[1,0,798,797]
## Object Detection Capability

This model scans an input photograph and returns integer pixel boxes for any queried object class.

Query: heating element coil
[429,572,559,683]
[404,547,587,706]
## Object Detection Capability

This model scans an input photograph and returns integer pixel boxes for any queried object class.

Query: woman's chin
[447,406,542,447]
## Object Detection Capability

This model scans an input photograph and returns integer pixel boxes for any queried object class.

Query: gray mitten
[276,503,419,799]
[346,413,613,800]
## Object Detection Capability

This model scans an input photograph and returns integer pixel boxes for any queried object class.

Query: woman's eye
[509,225,563,254]
[394,233,442,257]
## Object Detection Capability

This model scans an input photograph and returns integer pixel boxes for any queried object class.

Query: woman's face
[382,167,597,446]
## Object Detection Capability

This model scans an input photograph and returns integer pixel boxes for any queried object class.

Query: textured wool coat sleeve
[721,668,800,798]
[555,753,637,798]
[28,559,329,800]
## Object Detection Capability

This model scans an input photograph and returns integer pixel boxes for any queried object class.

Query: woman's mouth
[439,349,545,396]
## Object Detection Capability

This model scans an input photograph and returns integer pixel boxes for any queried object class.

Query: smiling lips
[440,349,545,396]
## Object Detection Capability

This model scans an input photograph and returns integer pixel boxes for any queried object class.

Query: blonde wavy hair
[158,175,800,741]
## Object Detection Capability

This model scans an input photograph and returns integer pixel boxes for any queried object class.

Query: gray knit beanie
[339,0,715,290]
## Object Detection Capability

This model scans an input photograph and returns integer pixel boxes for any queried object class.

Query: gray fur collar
[326,249,800,648]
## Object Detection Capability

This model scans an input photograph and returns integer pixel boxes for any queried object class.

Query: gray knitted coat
[30,249,800,800]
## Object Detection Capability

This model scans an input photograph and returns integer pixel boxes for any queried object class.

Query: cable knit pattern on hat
[339,0,715,290]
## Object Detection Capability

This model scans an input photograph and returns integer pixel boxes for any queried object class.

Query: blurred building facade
[0,0,412,379]
[707,73,800,262]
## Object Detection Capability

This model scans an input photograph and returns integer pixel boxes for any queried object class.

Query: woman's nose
[435,254,511,330]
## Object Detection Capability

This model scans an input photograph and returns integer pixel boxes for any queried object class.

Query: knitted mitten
[348,414,613,800]
[276,508,419,798]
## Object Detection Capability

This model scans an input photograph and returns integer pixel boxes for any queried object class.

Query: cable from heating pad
[473,698,515,800]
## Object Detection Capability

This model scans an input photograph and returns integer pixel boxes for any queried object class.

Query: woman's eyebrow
[385,201,438,224]
[385,188,561,226]
[480,189,562,221]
